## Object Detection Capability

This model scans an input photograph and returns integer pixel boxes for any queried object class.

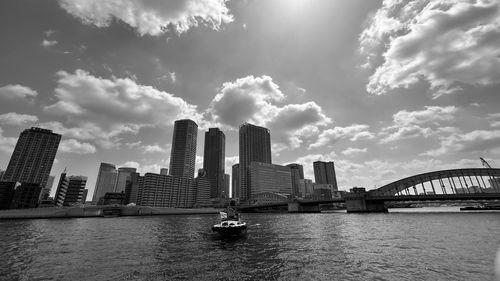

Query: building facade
[54,171,69,207]
[3,127,61,190]
[239,123,272,201]
[115,167,137,193]
[203,128,225,198]
[0,181,18,209]
[64,176,87,206]
[286,163,304,197]
[40,175,55,200]
[232,164,240,199]
[10,183,42,209]
[249,162,292,195]
[169,119,198,178]
[92,163,118,203]
[313,161,338,191]
[138,173,197,208]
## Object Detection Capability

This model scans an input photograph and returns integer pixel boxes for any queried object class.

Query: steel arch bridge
[369,168,500,197]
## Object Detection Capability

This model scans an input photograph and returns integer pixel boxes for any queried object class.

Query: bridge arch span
[369,168,500,197]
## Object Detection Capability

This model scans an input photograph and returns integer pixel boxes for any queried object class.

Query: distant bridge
[239,168,500,213]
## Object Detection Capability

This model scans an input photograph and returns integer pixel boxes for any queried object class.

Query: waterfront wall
[0,206,221,220]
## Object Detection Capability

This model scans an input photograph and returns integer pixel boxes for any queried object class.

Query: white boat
[212,209,247,237]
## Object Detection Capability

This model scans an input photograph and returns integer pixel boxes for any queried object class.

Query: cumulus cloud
[380,105,458,143]
[59,139,97,154]
[422,129,500,156]
[309,124,374,149]
[207,75,331,151]
[0,128,17,153]
[142,144,168,154]
[0,112,38,126]
[342,147,368,156]
[488,113,500,127]
[0,84,38,102]
[41,39,58,47]
[58,0,234,36]
[360,0,500,97]
[43,69,200,147]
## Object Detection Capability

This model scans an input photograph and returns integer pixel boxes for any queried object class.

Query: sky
[0,0,500,200]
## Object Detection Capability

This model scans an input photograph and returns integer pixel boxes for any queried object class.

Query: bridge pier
[344,188,387,213]
[287,202,321,213]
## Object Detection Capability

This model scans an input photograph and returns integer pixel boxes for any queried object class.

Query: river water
[0,207,499,281]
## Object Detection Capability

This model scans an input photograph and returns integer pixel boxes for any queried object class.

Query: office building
[299,179,314,198]
[64,176,87,206]
[10,183,41,209]
[312,184,335,200]
[203,128,225,198]
[286,163,304,197]
[313,161,338,191]
[224,173,230,198]
[160,168,168,175]
[126,172,142,204]
[169,119,198,178]
[0,181,18,209]
[40,175,55,200]
[92,163,118,203]
[138,173,197,208]
[115,167,137,193]
[54,171,69,207]
[3,127,61,190]
[249,162,292,195]
[239,123,272,201]
[232,164,240,199]
[195,169,210,205]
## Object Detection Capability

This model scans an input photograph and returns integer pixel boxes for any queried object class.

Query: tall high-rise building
[239,123,271,201]
[92,163,118,203]
[203,128,225,198]
[3,127,61,190]
[232,164,240,199]
[115,167,137,193]
[313,161,338,191]
[286,163,304,197]
[169,119,198,178]
[223,173,230,198]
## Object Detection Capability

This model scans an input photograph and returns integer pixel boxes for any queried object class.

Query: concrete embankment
[0,206,221,220]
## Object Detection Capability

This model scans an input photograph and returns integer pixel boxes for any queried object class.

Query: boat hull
[212,224,247,237]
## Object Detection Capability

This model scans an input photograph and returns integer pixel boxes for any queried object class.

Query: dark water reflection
[0,211,499,281]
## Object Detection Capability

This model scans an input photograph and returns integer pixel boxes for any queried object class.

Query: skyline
[1,0,500,201]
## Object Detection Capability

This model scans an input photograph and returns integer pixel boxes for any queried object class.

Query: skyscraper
[92,163,118,203]
[115,167,137,193]
[239,123,272,201]
[232,164,240,199]
[3,127,61,190]
[169,119,198,178]
[203,128,225,198]
[286,163,304,197]
[313,161,338,191]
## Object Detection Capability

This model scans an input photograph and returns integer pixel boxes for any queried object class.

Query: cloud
[207,75,331,151]
[360,0,500,97]
[488,113,500,127]
[0,112,38,126]
[0,84,38,102]
[422,129,500,156]
[309,124,374,149]
[208,75,284,128]
[41,39,58,47]
[0,128,17,153]
[342,147,368,156]
[380,105,458,143]
[142,144,168,153]
[43,69,201,146]
[58,0,234,36]
[59,139,97,154]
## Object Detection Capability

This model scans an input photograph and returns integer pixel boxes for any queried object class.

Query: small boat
[212,209,247,237]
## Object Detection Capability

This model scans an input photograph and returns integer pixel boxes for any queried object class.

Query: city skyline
[1,0,500,202]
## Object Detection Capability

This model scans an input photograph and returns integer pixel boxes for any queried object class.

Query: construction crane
[480,157,492,168]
